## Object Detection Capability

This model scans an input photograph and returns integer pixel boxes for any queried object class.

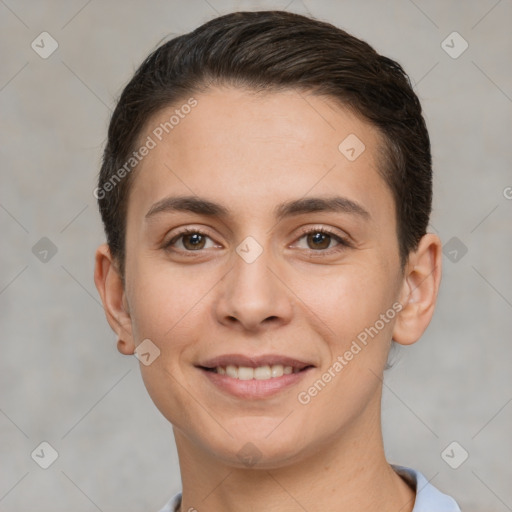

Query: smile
[204,364,305,380]
[198,364,314,399]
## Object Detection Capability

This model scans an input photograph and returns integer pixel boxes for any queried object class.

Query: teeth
[271,365,283,378]
[226,365,238,378]
[238,366,254,380]
[254,365,272,380]
[216,364,299,380]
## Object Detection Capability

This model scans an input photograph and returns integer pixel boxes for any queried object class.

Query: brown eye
[306,232,332,250]
[165,229,216,252]
[181,233,206,250]
[294,227,351,253]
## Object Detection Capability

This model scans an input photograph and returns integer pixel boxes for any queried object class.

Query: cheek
[126,264,212,425]
[126,257,218,355]
[291,268,397,427]
[294,264,395,343]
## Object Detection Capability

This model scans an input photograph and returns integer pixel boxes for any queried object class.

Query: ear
[392,233,442,346]
[93,244,135,355]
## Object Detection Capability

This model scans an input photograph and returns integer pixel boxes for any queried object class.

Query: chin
[218,441,308,471]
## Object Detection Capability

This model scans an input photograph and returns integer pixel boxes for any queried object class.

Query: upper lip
[198,354,315,370]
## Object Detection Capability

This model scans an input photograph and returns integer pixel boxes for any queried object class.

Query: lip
[198,353,315,370]
[198,365,314,400]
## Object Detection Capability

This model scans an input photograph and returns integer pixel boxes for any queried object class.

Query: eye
[165,228,218,251]
[294,227,351,252]
[163,226,351,254]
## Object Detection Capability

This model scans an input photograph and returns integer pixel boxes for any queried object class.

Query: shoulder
[392,464,461,511]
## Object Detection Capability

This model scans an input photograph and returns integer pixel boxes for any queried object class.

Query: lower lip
[198,367,314,399]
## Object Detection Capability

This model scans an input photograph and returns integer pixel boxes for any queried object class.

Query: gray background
[1,0,511,510]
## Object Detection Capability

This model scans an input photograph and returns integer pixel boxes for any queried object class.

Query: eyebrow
[145,195,371,222]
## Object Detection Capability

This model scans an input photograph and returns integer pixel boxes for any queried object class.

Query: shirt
[158,465,461,511]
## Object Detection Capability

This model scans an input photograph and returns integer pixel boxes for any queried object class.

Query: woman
[94,10,460,511]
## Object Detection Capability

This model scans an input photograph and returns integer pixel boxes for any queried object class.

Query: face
[113,87,408,467]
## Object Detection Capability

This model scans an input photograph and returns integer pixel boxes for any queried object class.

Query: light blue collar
[159,465,461,511]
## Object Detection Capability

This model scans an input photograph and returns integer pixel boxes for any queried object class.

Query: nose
[214,240,294,333]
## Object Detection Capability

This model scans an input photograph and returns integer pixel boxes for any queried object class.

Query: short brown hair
[97,10,432,277]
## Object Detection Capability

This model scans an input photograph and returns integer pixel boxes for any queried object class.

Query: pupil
[309,232,329,250]
[185,233,204,249]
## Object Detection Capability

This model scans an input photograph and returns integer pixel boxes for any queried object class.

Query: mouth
[199,363,314,380]
[197,354,315,381]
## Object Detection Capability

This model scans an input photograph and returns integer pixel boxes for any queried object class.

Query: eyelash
[164,226,352,255]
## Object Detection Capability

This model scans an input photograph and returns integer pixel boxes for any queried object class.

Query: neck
[172,394,415,512]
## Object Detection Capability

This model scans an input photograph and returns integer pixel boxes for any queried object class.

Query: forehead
[127,86,393,224]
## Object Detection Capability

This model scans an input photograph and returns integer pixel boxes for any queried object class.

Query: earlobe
[93,244,135,355]
[392,233,442,346]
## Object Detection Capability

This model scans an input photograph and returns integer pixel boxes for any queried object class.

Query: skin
[94,86,442,512]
